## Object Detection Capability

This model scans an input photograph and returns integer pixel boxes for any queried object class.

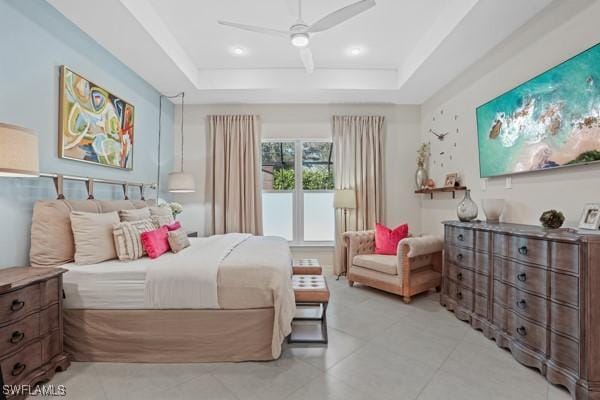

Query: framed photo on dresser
[578,203,600,230]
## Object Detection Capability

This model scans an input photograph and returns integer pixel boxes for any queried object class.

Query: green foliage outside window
[273,168,334,190]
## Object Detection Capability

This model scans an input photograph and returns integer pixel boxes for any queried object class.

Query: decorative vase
[482,198,505,223]
[415,167,428,189]
[457,190,478,222]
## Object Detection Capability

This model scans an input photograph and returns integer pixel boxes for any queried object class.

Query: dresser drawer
[0,285,41,324]
[0,340,42,386]
[447,281,473,311]
[475,230,490,252]
[474,293,488,318]
[508,236,548,267]
[494,281,547,326]
[474,252,490,276]
[474,272,488,296]
[41,277,60,307]
[550,333,579,374]
[446,245,475,270]
[0,313,40,357]
[493,233,508,255]
[550,272,579,307]
[42,329,62,361]
[550,242,579,274]
[551,302,579,340]
[494,259,546,298]
[40,304,60,336]
[508,311,547,354]
[447,263,474,289]
[448,226,474,248]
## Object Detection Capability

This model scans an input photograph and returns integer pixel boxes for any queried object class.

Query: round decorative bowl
[482,198,505,223]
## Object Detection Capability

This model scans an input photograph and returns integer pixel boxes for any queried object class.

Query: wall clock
[428,108,460,172]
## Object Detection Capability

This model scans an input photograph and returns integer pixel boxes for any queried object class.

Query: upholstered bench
[292,258,322,275]
[288,275,329,344]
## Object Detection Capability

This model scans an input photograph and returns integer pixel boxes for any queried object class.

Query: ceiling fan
[218,0,376,73]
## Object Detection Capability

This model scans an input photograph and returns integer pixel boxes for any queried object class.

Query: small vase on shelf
[415,167,428,189]
[457,189,478,222]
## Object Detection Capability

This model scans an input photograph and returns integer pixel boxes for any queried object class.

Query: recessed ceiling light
[349,47,363,56]
[230,46,247,56]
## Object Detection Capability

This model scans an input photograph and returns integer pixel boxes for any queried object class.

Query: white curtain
[207,115,263,235]
[333,115,385,275]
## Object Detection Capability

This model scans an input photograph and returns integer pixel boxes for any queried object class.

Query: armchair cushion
[353,254,398,275]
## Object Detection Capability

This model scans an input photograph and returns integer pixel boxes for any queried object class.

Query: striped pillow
[113,219,156,261]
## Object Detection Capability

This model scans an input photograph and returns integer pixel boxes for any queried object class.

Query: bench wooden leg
[403,296,411,304]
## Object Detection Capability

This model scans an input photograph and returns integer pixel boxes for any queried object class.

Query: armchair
[343,230,443,303]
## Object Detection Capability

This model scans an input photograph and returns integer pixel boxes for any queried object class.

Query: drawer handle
[457,253,464,261]
[11,362,26,377]
[10,299,25,312]
[516,326,527,336]
[516,300,527,310]
[457,234,464,242]
[457,272,463,281]
[517,273,527,282]
[9,331,24,344]
[518,246,528,256]
[457,292,463,300]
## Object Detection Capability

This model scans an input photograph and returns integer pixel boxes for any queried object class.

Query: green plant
[539,209,565,229]
[303,169,334,190]
[273,168,295,190]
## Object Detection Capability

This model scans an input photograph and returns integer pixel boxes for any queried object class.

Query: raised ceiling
[47,0,554,104]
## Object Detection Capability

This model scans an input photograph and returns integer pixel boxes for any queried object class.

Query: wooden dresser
[441,221,600,400]
[0,267,69,396]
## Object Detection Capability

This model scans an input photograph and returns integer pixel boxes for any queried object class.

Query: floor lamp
[334,189,356,279]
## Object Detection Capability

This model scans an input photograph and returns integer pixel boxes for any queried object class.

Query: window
[261,140,335,245]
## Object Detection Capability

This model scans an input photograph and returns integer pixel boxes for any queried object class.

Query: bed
[29,199,295,363]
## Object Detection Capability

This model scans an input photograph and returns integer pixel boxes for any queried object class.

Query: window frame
[261,138,335,247]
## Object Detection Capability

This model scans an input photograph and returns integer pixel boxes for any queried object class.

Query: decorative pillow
[70,211,120,265]
[113,219,156,261]
[166,221,182,231]
[149,206,172,217]
[140,226,170,259]
[150,215,175,228]
[375,223,409,255]
[119,207,150,222]
[167,229,190,253]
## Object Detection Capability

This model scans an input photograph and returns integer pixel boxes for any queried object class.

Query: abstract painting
[59,66,134,169]
[476,43,600,178]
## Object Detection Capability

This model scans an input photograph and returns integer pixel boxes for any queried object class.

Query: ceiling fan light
[291,33,309,48]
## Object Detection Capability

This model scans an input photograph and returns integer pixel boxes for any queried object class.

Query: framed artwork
[59,66,134,169]
[444,172,458,187]
[578,203,600,230]
[476,42,600,178]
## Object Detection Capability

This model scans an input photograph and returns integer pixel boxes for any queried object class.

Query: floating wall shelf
[415,186,467,199]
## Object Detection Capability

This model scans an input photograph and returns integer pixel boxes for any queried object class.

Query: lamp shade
[0,122,39,177]
[333,189,356,209]
[168,172,195,193]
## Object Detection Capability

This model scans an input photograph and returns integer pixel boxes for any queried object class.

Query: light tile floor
[42,277,572,400]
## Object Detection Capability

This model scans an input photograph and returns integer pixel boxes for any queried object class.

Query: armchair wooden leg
[348,280,354,287]
[403,296,411,304]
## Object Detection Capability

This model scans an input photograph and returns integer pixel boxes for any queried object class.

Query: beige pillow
[168,229,190,253]
[151,215,175,228]
[113,219,156,261]
[149,206,172,217]
[119,207,150,222]
[70,211,120,265]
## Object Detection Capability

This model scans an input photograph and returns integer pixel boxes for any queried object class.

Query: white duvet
[144,233,251,309]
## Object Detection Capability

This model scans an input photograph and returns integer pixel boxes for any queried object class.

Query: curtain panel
[332,115,385,275]
[207,114,263,235]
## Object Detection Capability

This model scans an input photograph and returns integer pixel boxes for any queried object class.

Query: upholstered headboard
[30,199,155,267]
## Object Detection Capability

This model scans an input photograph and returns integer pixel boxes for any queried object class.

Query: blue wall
[0,0,174,266]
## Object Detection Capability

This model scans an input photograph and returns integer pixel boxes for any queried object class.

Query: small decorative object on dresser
[444,172,458,187]
[0,267,69,393]
[441,221,600,399]
[539,209,566,229]
[481,198,505,223]
[578,203,600,230]
[456,189,478,222]
[415,143,429,189]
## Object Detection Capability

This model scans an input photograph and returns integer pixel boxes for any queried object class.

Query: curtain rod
[39,172,156,200]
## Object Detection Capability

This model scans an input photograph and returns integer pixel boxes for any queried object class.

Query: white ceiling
[47,0,554,104]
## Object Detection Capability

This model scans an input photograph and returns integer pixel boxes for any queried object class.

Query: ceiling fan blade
[307,0,375,33]
[299,47,314,74]
[218,20,289,38]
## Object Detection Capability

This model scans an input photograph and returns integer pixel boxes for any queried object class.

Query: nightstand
[187,231,198,238]
[0,267,70,395]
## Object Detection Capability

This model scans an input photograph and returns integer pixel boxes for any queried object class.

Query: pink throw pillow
[375,223,409,255]
[165,221,181,231]
[140,226,170,259]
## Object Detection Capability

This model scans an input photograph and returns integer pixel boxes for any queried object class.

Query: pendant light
[167,92,195,193]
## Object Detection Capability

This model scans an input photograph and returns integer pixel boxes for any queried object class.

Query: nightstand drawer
[0,340,42,386]
[0,313,40,357]
[41,277,60,307]
[494,259,546,298]
[0,285,40,324]
[509,236,548,267]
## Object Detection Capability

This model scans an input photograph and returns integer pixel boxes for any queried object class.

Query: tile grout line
[207,370,243,400]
